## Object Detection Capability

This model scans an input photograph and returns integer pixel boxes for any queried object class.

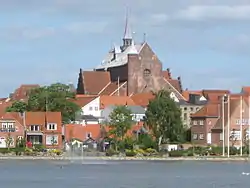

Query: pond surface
[1,160,250,187]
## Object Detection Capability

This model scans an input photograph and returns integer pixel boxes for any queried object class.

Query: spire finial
[123,7,132,39]
[143,33,146,43]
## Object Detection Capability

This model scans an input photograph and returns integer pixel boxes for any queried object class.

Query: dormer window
[143,69,151,77]
[47,123,57,130]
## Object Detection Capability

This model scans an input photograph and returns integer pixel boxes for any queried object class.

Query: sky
[0,0,250,97]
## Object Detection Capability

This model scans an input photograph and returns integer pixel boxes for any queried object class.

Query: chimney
[167,68,171,79]
[177,76,183,93]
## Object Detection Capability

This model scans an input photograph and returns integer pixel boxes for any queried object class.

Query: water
[1,160,250,187]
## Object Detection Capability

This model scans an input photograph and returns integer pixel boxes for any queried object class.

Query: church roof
[96,43,144,70]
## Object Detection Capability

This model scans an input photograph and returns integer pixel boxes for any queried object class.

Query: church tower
[121,9,133,51]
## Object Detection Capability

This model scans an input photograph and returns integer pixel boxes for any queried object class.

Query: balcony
[0,128,16,132]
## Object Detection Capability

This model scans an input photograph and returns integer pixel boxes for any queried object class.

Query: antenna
[143,33,146,43]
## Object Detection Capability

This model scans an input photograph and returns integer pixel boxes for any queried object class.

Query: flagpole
[227,95,230,158]
[248,95,250,158]
[222,96,225,156]
[240,95,243,156]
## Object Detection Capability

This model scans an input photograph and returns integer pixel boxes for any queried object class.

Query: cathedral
[76,14,185,100]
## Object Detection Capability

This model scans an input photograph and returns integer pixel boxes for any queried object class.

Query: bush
[105,149,118,156]
[33,144,45,152]
[169,150,185,157]
[125,149,136,157]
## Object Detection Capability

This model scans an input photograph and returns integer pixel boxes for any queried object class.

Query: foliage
[5,133,13,151]
[125,149,137,157]
[16,137,26,148]
[106,106,134,150]
[6,83,80,123]
[137,133,157,150]
[6,101,27,113]
[229,129,238,147]
[144,90,185,149]
[105,148,119,156]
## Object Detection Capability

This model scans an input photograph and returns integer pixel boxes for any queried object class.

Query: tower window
[143,69,151,77]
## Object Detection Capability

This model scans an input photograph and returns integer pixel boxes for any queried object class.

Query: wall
[180,105,203,128]
[127,43,162,95]
[81,97,101,117]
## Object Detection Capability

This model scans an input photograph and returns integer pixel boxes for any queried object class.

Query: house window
[183,113,187,120]
[193,134,198,140]
[230,130,241,140]
[219,133,223,141]
[196,107,199,111]
[95,107,98,111]
[47,123,57,130]
[190,107,193,111]
[86,132,92,138]
[2,123,7,129]
[193,120,197,125]
[7,123,14,129]
[199,134,204,140]
[30,125,39,131]
[184,107,187,111]
[143,69,151,77]
[89,106,93,111]
[199,120,204,125]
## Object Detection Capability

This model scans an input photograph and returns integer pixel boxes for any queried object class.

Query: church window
[143,69,151,77]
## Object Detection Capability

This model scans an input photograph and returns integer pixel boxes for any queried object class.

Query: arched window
[143,69,151,77]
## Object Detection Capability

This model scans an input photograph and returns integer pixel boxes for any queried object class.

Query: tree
[144,90,185,150]
[6,101,27,113]
[6,83,80,123]
[106,106,134,151]
[6,133,13,151]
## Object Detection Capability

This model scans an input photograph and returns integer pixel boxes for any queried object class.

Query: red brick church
[76,14,185,100]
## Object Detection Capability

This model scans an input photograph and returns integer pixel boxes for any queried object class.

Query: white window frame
[193,134,198,140]
[7,123,14,129]
[89,106,93,111]
[219,133,223,141]
[230,130,241,140]
[94,107,98,111]
[47,123,57,130]
[193,120,197,125]
[199,120,204,125]
[2,123,7,129]
[199,133,204,140]
[30,125,40,131]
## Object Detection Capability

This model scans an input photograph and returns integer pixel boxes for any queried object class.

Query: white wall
[132,113,145,122]
[81,97,101,117]
[170,92,179,102]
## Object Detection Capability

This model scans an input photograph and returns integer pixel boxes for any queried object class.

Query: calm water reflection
[1,160,250,187]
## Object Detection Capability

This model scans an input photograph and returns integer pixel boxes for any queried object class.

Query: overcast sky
[0,0,249,96]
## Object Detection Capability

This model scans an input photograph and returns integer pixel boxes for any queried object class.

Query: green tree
[6,101,27,113]
[6,83,80,123]
[6,133,13,151]
[144,90,185,150]
[106,106,134,151]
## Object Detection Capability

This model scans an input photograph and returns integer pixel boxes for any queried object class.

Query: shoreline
[0,156,250,161]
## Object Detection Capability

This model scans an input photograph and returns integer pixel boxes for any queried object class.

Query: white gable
[170,92,179,102]
[81,97,101,117]
[199,96,207,101]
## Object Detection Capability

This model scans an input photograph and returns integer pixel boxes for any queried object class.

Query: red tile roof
[64,124,101,141]
[99,95,135,109]
[131,92,155,107]
[99,82,118,95]
[191,103,219,118]
[11,84,39,101]
[182,90,202,101]
[82,71,111,94]
[71,96,97,107]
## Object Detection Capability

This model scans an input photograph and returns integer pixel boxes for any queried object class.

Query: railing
[0,128,15,132]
